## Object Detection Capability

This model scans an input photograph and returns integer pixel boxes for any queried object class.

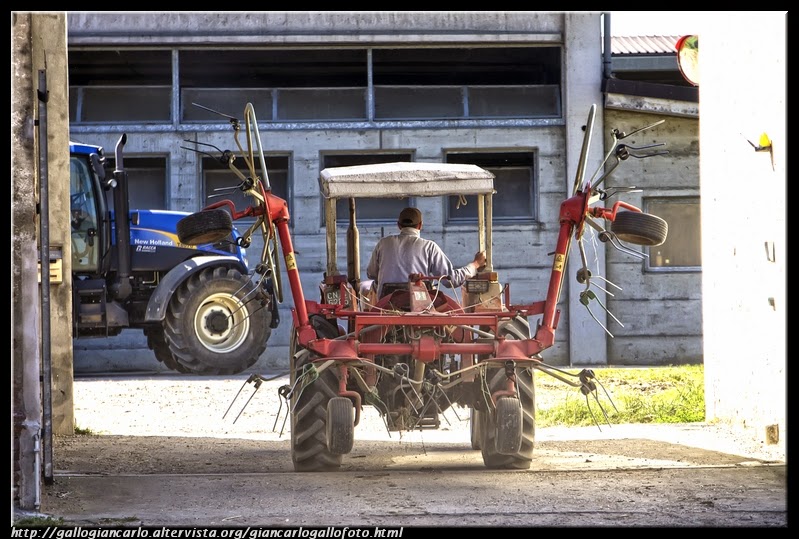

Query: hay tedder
[177,102,668,471]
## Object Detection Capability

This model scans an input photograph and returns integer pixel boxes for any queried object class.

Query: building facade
[66,12,701,371]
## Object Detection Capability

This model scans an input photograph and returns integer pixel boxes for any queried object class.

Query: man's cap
[398,207,422,227]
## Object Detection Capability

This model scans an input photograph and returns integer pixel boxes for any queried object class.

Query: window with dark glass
[444,151,537,223]
[645,198,701,270]
[179,49,368,122]
[69,46,561,124]
[103,157,167,210]
[69,50,172,124]
[321,153,414,224]
[202,155,290,220]
[373,47,561,120]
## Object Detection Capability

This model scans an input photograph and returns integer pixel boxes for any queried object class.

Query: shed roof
[611,35,681,55]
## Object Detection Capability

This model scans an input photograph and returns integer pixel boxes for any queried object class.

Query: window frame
[70,45,564,127]
[103,155,169,211]
[319,151,416,227]
[644,196,702,273]
[443,149,538,225]
[201,153,292,225]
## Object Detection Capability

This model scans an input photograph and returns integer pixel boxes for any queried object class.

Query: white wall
[698,12,786,446]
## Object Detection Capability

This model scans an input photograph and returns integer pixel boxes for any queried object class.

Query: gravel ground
[67,371,786,462]
[24,371,786,528]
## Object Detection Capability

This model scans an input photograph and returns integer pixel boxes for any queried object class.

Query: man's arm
[428,244,485,288]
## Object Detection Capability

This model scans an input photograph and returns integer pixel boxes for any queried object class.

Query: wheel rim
[193,292,250,353]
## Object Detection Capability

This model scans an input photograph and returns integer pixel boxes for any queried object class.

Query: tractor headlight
[465,279,490,294]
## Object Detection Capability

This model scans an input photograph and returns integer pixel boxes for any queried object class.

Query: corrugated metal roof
[612,35,682,55]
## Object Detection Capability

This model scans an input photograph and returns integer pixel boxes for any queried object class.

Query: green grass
[536,364,704,427]
[74,425,96,435]
[13,516,64,527]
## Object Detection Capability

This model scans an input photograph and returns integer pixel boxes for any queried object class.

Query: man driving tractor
[366,206,486,298]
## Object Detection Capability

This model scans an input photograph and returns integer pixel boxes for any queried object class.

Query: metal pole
[37,68,53,487]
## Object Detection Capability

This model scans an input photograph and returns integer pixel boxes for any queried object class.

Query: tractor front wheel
[469,407,482,450]
[479,317,536,469]
[327,397,355,455]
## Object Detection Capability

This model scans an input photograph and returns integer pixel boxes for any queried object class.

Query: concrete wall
[69,12,614,374]
[12,10,41,512]
[697,13,786,445]
[66,12,565,44]
[603,109,702,365]
[66,13,708,375]
[563,13,607,366]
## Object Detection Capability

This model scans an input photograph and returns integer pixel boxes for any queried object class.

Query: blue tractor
[69,134,277,374]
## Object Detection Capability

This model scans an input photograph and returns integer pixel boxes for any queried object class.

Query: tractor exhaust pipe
[111,134,132,300]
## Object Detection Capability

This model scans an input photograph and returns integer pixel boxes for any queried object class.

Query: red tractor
[178,103,668,471]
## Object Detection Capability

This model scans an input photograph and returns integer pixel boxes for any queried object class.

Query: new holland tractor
[69,136,277,375]
[176,102,668,471]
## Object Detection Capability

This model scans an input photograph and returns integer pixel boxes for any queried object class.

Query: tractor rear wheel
[164,266,270,375]
[144,328,191,373]
[290,322,344,472]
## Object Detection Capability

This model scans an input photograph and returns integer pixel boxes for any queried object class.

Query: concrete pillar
[12,11,71,511]
[563,13,608,365]
[12,10,42,513]
[31,13,74,437]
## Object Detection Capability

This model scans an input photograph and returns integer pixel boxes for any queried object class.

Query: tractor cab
[69,141,110,274]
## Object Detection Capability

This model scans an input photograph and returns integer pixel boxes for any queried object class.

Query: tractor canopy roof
[319,162,495,200]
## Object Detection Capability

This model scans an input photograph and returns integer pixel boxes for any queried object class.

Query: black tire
[470,407,482,450]
[290,324,344,472]
[327,397,355,455]
[163,266,271,375]
[144,328,191,374]
[480,317,536,469]
[177,209,233,246]
[495,397,523,455]
[611,211,668,247]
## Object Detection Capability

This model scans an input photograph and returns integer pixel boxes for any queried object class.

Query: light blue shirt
[366,227,477,296]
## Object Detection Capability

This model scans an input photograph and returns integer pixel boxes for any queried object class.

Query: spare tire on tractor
[177,209,233,246]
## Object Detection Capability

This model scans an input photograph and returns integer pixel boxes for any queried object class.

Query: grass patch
[13,516,64,527]
[536,364,704,427]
